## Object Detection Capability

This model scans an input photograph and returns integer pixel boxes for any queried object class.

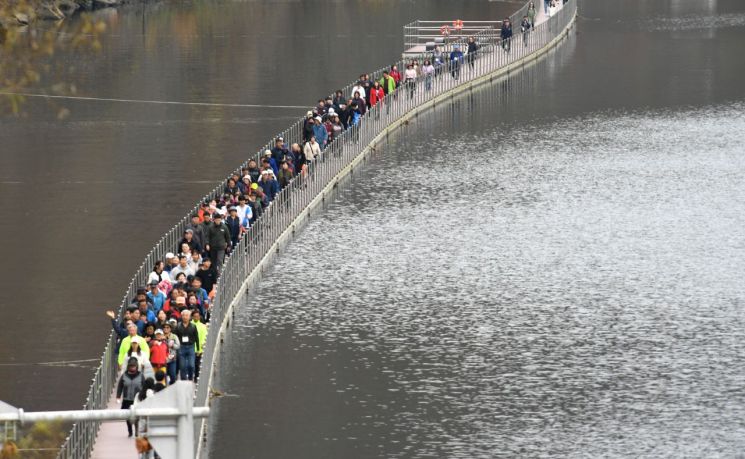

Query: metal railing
[56,1,577,457]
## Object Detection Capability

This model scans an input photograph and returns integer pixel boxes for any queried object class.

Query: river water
[1,0,744,456]
[208,0,745,458]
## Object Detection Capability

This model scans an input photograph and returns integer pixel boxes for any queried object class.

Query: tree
[0,0,106,116]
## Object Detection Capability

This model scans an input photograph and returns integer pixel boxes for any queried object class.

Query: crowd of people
[105,14,542,455]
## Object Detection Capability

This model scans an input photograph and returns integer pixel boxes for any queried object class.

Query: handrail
[55,0,577,457]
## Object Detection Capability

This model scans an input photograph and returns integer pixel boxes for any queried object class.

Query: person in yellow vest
[118,322,150,366]
[192,309,208,382]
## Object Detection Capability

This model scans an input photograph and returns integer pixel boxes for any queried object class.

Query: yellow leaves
[0,1,108,115]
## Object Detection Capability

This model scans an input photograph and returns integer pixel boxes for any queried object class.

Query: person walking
[206,213,231,271]
[421,60,435,91]
[162,322,180,385]
[544,0,550,14]
[404,63,417,99]
[528,2,537,28]
[467,37,479,69]
[175,309,200,381]
[521,16,532,46]
[501,18,513,52]
[116,357,145,437]
[449,45,464,80]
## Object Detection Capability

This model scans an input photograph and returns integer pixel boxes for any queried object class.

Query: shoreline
[0,0,141,25]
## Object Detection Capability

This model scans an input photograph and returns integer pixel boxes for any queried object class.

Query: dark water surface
[0,0,511,410]
[208,0,745,458]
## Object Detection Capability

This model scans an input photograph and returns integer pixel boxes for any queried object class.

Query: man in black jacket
[206,213,231,271]
[196,257,218,294]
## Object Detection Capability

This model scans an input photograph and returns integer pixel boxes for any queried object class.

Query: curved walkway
[84,2,571,459]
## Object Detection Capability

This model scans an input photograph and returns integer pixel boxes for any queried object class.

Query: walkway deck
[88,2,568,459]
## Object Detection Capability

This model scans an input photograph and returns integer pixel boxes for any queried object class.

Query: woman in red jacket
[369,81,385,108]
[149,329,169,374]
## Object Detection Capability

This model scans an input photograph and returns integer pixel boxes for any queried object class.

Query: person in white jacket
[303,135,322,162]
[351,80,365,100]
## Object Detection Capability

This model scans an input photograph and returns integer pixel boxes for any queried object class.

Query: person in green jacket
[379,71,396,96]
[118,322,150,366]
[192,309,208,382]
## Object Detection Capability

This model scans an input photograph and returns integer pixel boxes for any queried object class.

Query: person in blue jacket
[449,44,464,80]
[259,169,280,202]
[312,116,328,150]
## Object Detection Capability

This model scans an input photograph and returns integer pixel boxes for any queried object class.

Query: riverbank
[0,0,138,24]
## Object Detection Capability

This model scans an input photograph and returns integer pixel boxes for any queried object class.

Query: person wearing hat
[312,115,328,149]
[185,214,207,251]
[116,356,145,437]
[180,228,202,255]
[206,212,231,271]
[271,137,289,164]
[258,168,280,202]
[162,252,177,273]
[146,280,166,313]
[303,111,316,142]
[149,328,168,374]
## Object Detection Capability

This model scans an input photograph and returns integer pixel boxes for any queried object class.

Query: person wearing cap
[185,214,207,253]
[118,322,151,366]
[175,309,200,381]
[312,115,328,149]
[303,112,315,142]
[450,44,465,80]
[271,137,289,164]
[162,252,176,273]
[146,281,166,313]
[180,228,203,255]
[226,206,241,247]
[149,328,168,374]
[206,212,231,270]
[258,168,280,202]
[116,356,145,437]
